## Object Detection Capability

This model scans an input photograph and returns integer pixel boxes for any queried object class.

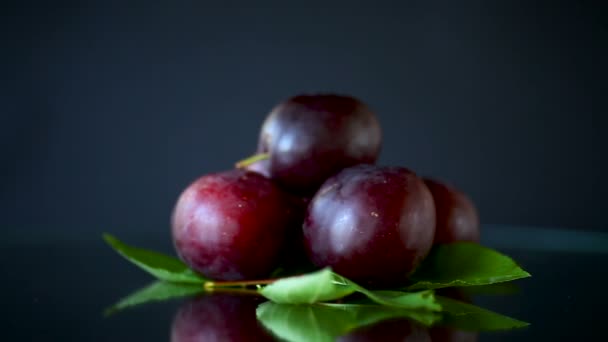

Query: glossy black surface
[4,225,607,341]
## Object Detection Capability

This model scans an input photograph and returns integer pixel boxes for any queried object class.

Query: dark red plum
[171,169,293,280]
[256,94,382,195]
[423,179,480,244]
[303,165,436,287]
[171,294,275,342]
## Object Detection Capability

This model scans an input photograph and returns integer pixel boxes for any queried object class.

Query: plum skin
[303,165,436,287]
[423,178,480,244]
[171,169,293,281]
[257,94,382,195]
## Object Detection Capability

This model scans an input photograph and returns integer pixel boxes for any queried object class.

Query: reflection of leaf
[105,281,202,315]
[256,302,440,342]
[260,268,440,311]
[257,298,528,342]
[408,243,531,290]
[257,302,354,342]
[323,303,441,327]
[103,234,207,284]
[359,289,441,312]
[438,296,530,331]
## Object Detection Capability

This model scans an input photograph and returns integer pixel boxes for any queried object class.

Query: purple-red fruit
[256,94,382,195]
[170,295,275,342]
[171,169,292,280]
[303,165,436,287]
[423,179,480,244]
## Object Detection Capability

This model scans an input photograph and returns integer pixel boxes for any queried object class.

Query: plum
[303,165,436,287]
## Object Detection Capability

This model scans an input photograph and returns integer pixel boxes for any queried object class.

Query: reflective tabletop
[4,224,607,341]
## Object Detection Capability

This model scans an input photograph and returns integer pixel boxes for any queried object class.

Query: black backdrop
[2,0,606,236]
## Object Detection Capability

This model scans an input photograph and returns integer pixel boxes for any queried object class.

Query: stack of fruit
[171,94,479,287]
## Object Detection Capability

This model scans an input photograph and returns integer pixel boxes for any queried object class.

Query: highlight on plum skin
[303,164,436,287]
[171,169,294,281]
[256,94,382,196]
[423,178,480,244]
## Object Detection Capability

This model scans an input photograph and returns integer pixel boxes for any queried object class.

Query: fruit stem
[202,287,261,296]
[204,278,277,290]
[235,153,270,168]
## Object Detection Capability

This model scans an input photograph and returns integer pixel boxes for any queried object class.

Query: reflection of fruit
[256,94,382,195]
[429,327,478,342]
[171,169,293,280]
[170,294,275,342]
[338,318,431,341]
[423,179,480,244]
[303,165,436,287]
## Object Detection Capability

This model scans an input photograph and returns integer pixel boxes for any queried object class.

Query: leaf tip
[102,233,118,245]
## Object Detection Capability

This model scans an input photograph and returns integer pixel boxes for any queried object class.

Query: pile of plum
[171,94,479,287]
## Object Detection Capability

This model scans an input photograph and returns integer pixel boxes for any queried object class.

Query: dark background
[2,0,606,237]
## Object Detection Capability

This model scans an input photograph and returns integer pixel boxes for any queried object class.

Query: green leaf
[103,234,207,284]
[259,268,441,311]
[259,268,356,304]
[408,242,531,290]
[105,281,203,315]
[256,302,440,342]
[438,296,530,331]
